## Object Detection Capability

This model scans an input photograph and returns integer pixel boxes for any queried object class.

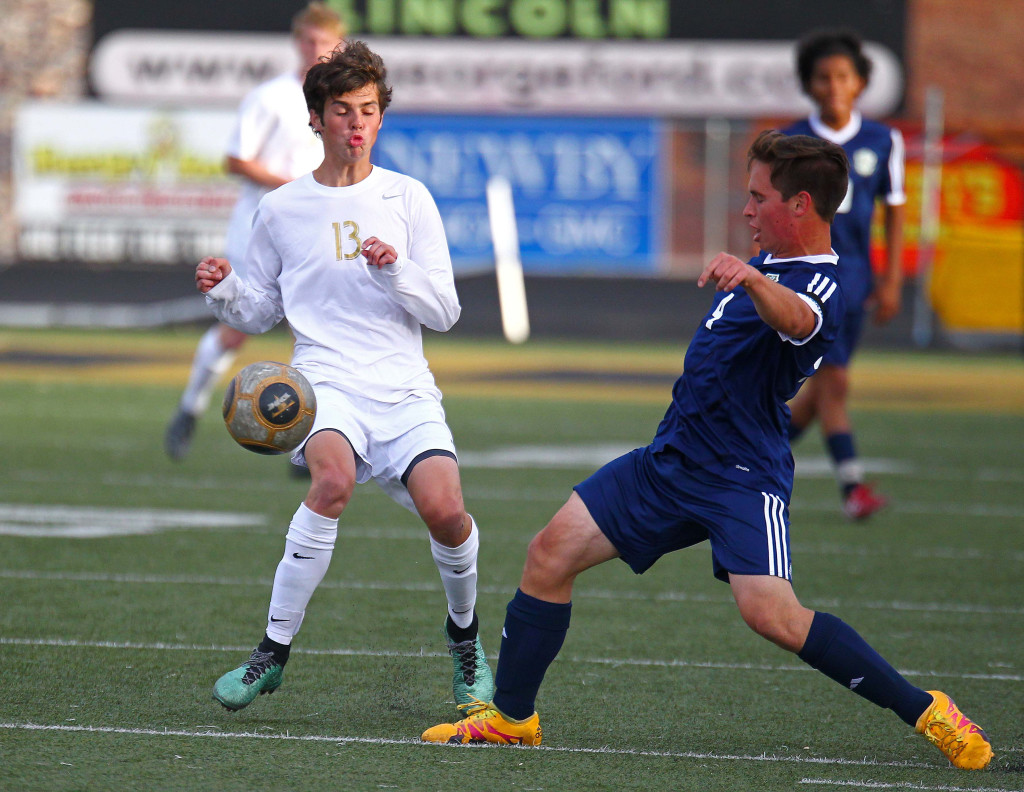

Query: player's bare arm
[196,256,232,294]
[361,236,398,269]
[870,202,905,324]
[698,252,816,338]
[226,156,291,191]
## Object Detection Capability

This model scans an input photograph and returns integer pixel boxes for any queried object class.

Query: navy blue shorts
[574,446,792,582]
[822,307,865,367]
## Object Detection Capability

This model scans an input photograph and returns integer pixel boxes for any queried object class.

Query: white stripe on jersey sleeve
[887,128,907,206]
[778,273,833,345]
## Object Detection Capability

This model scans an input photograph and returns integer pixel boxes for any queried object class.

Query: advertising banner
[373,115,664,273]
[90,33,902,118]
[14,103,663,273]
[14,102,239,264]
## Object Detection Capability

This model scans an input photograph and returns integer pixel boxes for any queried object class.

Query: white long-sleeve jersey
[205,166,461,403]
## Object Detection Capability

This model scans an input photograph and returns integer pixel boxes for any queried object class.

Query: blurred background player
[164,2,346,460]
[196,41,494,715]
[784,30,906,520]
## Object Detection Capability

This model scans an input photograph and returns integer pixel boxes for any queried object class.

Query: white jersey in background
[205,166,461,402]
[223,72,324,262]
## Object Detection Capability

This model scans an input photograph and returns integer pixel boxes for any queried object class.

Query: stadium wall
[0,0,1021,346]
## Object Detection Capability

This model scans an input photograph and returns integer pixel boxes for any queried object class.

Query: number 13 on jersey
[332,221,362,261]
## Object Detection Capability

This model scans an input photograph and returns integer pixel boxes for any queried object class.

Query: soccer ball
[222,361,317,455]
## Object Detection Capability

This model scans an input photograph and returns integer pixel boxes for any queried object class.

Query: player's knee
[421,500,467,546]
[524,530,572,586]
[738,604,805,652]
[306,466,355,516]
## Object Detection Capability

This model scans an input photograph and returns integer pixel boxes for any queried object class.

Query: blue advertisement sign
[372,115,663,274]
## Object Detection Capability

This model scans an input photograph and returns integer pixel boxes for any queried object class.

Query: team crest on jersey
[765,272,780,282]
[853,148,879,177]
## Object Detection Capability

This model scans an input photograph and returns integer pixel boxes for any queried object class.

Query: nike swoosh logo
[270,616,290,622]
[382,193,402,200]
[292,552,314,559]
[452,566,470,575]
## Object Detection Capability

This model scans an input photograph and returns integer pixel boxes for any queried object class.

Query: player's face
[294,24,343,73]
[807,54,865,126]
[311,84,383,164]
[744,160,797,256]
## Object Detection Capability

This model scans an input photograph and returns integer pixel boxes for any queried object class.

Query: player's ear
[308,109,323,137]
[791,190,813,217]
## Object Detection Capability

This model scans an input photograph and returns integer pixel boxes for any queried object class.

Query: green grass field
[1,327,1022,791]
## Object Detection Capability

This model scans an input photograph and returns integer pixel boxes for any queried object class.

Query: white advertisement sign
[90,32,903,117]
[14,102,239,263]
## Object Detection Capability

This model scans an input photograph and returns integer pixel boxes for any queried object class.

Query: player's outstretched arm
[699,252,816,339]
[195,257,232,294]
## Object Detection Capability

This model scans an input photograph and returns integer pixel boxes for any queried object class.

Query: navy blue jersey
[784,114,905,308]
[651,253,844,497]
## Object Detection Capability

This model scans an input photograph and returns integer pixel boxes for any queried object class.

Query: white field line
[0,721,940,770]
[1,636,1020,683]
[799,780,1018,792]
[2,568,1021,617]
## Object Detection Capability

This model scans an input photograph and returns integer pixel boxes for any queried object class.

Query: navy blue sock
[493,589,572,720]
[798,612,932,727]
[826,432,858,496]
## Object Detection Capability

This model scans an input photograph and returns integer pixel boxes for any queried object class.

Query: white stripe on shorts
[762,492,790,580]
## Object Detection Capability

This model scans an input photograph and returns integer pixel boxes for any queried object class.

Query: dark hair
[747,130,849,223]
[796,29,872,92]
[304,40,392,124]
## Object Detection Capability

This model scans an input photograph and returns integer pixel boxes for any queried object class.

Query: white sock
[430,518,479,630]
[837,459,864,488]
[179,325,236,415]
[266,503,338,645]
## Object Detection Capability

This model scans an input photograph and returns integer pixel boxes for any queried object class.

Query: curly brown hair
[303,40,393,124]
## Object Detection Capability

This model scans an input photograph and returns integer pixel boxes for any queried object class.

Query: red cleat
[843,483,888,520]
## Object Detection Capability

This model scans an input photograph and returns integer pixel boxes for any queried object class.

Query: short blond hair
[292,1,346,38]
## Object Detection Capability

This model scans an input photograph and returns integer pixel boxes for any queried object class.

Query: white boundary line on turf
[3,568,1022,617]
[2,637,1021,683]
[0,722,940,770]
[799,780,1016,792]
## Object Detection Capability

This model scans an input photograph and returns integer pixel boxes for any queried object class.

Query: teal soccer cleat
[444,621,495,712]
[212,649,284,711]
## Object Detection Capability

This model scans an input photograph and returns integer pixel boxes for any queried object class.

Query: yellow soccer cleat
[421,701,542,746]
[916,690,993,770]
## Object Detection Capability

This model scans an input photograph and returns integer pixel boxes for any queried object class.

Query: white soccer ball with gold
[222,361,316,455]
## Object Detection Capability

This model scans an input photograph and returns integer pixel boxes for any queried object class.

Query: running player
[420,131,992,772]
[165,2,345,461]
[784,29,906,519]
[195,41,494,714]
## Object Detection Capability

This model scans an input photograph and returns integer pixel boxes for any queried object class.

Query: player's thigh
[218,324,248,349]
[405,453,466,526]
[304,429,359,499]
[522,493,620,597]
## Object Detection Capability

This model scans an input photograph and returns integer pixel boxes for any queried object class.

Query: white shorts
[292,383,457,514]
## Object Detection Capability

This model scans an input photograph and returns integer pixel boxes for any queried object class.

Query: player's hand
[361,236,398,270]
[698,252,752,292]
[196,257,231,293]
[869,279,902,325]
